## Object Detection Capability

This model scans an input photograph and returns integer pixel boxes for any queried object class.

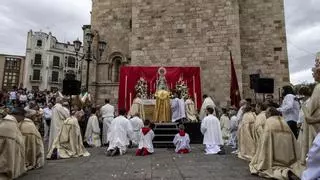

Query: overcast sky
[0,0,318,85]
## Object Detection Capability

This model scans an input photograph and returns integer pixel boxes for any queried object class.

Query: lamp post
[73,32,107,92]
[73,38,82,83]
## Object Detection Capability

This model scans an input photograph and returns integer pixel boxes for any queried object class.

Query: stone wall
[90,0,289,106]
[239,0,289,100]
[131,0,242,105]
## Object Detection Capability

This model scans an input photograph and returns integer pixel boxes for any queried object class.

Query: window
[37,40,42,47]
[52,71,59,82]
[67,56,76,68]
[111,57,122,82]
[32,69,40,80]
[53,56,60,67]
[2,57,21,90]
[34,54,42,64]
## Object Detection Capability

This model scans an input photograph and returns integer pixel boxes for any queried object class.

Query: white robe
[228,115,238,148]
[199,97,216,121]
[171,98,182,122]
[138,128,155,153]
[173,132,191,153]
[84,115,101,147]
[130,116,144,145]
[107,115,134,155]
[220,114,231,144]
[49,103,70,150]
[302,132,320,180]
[100,104,114,144]
[179,98,186,119]
[201,114,223,154]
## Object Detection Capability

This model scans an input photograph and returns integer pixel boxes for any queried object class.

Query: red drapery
[118,66,202,112]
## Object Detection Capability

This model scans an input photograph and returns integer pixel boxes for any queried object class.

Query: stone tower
[89,0,289,106]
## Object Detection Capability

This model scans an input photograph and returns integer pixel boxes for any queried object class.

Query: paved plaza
[18,145,263,180]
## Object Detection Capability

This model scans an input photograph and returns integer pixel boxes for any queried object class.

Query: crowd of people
[1,63,320,179]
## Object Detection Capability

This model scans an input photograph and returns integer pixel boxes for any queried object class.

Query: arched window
[111,57,122,82]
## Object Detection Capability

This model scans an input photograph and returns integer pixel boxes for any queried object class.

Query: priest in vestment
[253,103,267,151]
[300,62,320,166]
[185,96,197,122]
[249,107,301,180]
[199,94,216,121]
[220,108,230,145]
[238,106,256,161]
[0,113,26,179]
[200,106,223,154]
[128,94,145,120]
[171,92,184,122]
[153,90,171,123]
[47,110,90,159]
[296,87,315,166]
[48,97,70,150]
[19,109,45,170]
[84,107,101,147]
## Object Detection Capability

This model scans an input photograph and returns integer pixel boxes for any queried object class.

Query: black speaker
[63,80,81,95]
[249,74,260,89]
[255,78,274,94]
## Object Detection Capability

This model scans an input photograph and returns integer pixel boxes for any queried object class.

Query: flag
[230,51,241,108]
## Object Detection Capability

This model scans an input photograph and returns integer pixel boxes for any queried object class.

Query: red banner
[230,52,241,108]
[118,66,202,112]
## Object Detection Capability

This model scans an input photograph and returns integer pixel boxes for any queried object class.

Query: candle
[129,93,132,109]
[194,92,197,109]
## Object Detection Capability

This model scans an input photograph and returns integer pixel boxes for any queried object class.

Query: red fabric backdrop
[118,66,202,112]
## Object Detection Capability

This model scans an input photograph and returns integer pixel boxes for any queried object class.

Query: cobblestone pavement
[18,145,264,180]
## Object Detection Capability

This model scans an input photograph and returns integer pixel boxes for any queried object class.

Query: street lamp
[73,38,82,85]
[73,32,107,93]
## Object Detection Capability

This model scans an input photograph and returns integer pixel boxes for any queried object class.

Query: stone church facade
[86,0,289,107]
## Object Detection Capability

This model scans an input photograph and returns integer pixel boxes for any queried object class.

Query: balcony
[29,75,42,83]
[48,77,62,84]
[31,59,43,67]
[50,62,63,69]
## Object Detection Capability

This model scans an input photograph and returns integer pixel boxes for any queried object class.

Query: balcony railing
[31,59,43,67]
[48,77,62,84]
[50,62,63,69]
[29,75,42,82]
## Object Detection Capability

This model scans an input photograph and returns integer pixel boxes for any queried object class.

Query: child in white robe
[130,113,144,146]
[84,107,101,147]
[136,120,155,156]
[201,106,223,154]
[173,124,191,154]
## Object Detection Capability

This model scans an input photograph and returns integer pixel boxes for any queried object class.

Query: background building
[0,54,25,91]
[86,0,290,106]
[24,30,83,91]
